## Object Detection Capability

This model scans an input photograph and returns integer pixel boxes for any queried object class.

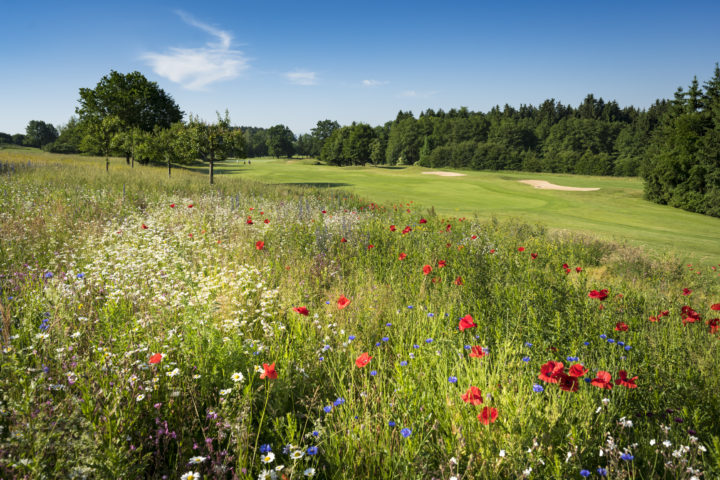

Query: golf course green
[206,158,720,265]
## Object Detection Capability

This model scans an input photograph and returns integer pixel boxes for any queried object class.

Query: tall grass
[1,149,719,479]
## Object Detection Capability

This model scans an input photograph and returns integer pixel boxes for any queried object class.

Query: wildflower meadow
[1,151,719,479]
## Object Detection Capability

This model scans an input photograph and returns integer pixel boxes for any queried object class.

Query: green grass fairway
[206,158,720,265]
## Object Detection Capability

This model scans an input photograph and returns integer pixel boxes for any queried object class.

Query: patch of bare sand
[519,180,600,191]
[422,171,467,177]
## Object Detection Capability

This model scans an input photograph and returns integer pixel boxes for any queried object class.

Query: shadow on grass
[374,166,407,170]
[272,182,351,188]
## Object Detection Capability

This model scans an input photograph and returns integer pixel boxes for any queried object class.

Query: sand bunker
[422,171,467,177]
[519,180,600,191]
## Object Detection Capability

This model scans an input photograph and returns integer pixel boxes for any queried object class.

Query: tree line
[2,66,718,215]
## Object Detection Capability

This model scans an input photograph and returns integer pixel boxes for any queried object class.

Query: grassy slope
[207,158,720,265]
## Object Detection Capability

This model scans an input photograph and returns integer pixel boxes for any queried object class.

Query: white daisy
[261,451,275,463]
[136,394,145,402]
[303,468,316,477]
[166,368,180,377]
[219,388,232,396]
[188,456,207,464]
[231,372,244,383]
[290,449,305,460]
[180,472,200,480]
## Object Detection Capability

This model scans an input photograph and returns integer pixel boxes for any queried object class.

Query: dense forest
[2,66,719,216]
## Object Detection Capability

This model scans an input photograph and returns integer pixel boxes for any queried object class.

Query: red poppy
[590,371,613,390]
[568,363,588,377]
[660,310,669,317]
[614,321,629,332]
[454,276,464,286]
[264,219,270,224]
[255,241,265,250]
[682,288,692,296]
[445,224,452,232]
[458,315,476,331]
[489,249,496,254]
[478,407,498,425]
[531,253,538,259]
[423,265,432,275]
[246,218,253,224]
[711,304,720,311]
[614,370,637,388]
[565,268,571,274]
[419,218,427,224]
[517,247,525,252]
[355,352,372,368]
[461,386,483,405]
[170,203,176,208]
[681,306,701,324]
[438,260,447,268]
[588,289,609,301]
[141,224,148,229]
[402,226,412,234]
[293,306,309,316]
[149,353,163,364]
[390,225,396,232]
[708,318,719,334]
[557,373,579,392]
[337,295,351,309]
[260,363,278,380]
[562,263,569,269]
[368,244,374,250]
[341,237,347,243]
[576,267,582,273]
[396,253,407,261]
[321,210,327,214]
[538,361,564,383]
[188,204,193,208]
[469,346,486,358]
[648,316,658,323]
[471,235,478,239]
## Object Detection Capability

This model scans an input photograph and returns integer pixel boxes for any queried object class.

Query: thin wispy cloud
[285,70,317,86]
[399,89,437,98]
[142,11,248,90]
[362,79,388,87]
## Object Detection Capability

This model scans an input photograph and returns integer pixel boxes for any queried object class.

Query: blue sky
[2,0,720,135]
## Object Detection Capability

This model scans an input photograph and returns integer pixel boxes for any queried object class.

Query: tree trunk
[167,155,171,177]
[131,154,135,168]
[106,156,109,172]
[209,156,215,185]
[125,154,130,165]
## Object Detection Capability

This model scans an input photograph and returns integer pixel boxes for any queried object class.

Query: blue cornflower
[386,322,392,326]
[566,356,579,362]
[597,467,607,476]
[624,345,632,351]
[323,406,332,413]
[382,336,389,342]
[400,428,412,438]
[312,431,319,437]
[400,361,408,366]
[375,342,381,347]
[607,338,615,344]
[44,272,53,279]
[407,305,413,309]
[620,453,634,461]
[408,353,415,359]
[584,377,591,383]
[425,338,433,343]
[444,313,449,317]
[600,334,607,339]
[322,345,331,351]
[522,356,530,362]
[319,356,324,361]
[325,301,330,304]
[428,313,434,317]
[525,342,533,347]
[76,272,85,279]
[583,341,590,346]
[259,444,272,453]
[388,420,395,427]
[370,370,377,376]
[533,384,544,393]
[348,335,356,341]
[580,470,591,477]
[413,344,420,349]
[464,345,471,350]
[306,446,318,456]
[334,397,345,406]
[448,376,458,384]
[617,341,625,346]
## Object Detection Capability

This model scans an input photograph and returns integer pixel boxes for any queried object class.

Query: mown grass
[0,149,719,479]
[200,157,720,267]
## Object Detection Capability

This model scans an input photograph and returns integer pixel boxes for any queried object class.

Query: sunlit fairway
[202,158,720,265]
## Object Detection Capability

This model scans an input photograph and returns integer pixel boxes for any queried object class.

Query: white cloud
[399,89,437,98]
[142,12,248,90]
[400,90,417,97]
[362,79,388,87]
[285,70,317,86]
